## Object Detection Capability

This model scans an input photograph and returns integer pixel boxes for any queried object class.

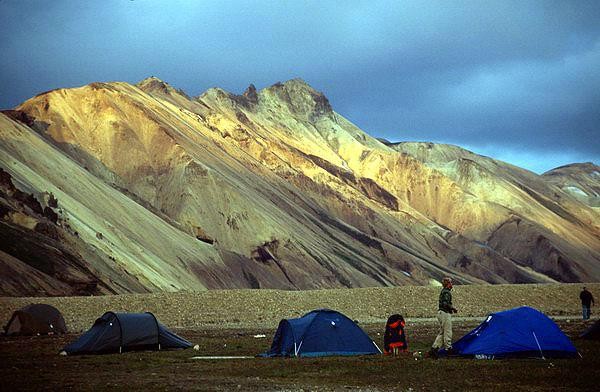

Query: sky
[1,0,598,174]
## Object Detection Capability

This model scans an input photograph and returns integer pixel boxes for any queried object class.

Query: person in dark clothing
[429,277,457,358]
[580,287,595,320]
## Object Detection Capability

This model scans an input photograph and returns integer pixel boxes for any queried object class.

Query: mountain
[542,163,600,210]
[1,77,598,295]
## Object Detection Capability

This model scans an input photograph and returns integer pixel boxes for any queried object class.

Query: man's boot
[427,347,438,359]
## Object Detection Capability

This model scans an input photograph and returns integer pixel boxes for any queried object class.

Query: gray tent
[62,312,191,355]
[4,304,67,335]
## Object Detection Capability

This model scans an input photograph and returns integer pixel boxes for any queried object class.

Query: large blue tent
[62,312,192,355]
[260,309,381,357]
[451,306,577,358]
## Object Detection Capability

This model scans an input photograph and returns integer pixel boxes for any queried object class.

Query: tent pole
[372,340,382,354]
[532,331,545,360]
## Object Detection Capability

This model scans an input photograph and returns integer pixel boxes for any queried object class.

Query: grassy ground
[0,320,598,391]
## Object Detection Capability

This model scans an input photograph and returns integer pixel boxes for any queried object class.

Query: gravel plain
[2,283,598,331]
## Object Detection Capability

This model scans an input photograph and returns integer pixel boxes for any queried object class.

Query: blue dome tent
[450,307,578,359]
[260,309,381,357]
[62,312,192,355]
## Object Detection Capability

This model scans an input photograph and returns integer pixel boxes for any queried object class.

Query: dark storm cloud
[1,0,598,173]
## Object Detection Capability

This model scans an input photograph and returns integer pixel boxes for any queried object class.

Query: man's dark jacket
[439,287,453,313]
[580,290,594,307]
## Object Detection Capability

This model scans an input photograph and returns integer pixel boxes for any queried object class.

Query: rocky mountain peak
[243,84,258,101]
[542,162,600,208]
[281,77,313,89]
[137,76,167,88]
[136,76,189,99]
[239,84,259,106]
[263,78,332,121]
[204,85,260,109]
[543,162,599,176]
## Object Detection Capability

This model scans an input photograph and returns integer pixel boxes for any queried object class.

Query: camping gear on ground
[62,312,191,355]
[448,306,578,359]
[259,309,381,357]
[383,314,407,355]
[4,304,67,336]
[579,319,600,340]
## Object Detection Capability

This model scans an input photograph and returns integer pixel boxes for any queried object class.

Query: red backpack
[384,314,407,355]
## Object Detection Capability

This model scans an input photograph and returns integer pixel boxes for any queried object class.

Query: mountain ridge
[1,77,598,295]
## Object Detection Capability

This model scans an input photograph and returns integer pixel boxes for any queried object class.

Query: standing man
[429,277,457,358]
[580,287,595,320]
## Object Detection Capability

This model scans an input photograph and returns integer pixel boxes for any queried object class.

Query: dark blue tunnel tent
[62,312,191,355]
